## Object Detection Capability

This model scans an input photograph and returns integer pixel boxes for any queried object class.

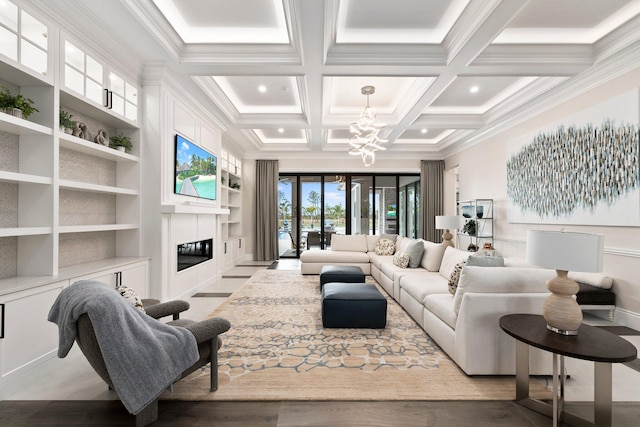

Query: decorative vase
[461,206,473,218]
[115,146,126,152]
[476,206,484,218]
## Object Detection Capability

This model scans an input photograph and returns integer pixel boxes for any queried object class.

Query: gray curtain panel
[420,160,444,243]
[255,160,280,261]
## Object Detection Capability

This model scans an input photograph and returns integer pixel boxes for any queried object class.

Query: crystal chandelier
[348,85,387,167]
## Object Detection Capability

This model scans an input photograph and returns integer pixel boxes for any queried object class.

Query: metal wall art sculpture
[507,120,639,219]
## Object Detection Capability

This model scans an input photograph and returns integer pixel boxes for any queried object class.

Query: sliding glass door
[350,176,373,235]
[323,175,346,248]
[278,176,299,258]
[400,176,420,239]
[279,173,419,258]
[375,176,397,235]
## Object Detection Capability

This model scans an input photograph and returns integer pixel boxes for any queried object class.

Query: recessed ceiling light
[421,128,428,134]
[470,85,479,94]
[278,128,284,133]
[258,85,267,93]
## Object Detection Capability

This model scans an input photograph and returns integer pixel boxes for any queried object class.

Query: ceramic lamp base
[441,230,454,248]
[542,270,582,335]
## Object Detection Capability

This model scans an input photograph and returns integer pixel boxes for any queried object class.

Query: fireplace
[177,238,213,272]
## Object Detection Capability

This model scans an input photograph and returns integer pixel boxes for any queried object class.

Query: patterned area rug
[162,270,549,401]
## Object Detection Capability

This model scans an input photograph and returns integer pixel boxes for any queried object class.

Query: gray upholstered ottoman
[322,282,387,328]
[319,265,365,290]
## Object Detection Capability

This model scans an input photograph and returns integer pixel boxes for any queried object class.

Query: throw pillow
[393,251,410,268]
[375,238,396,255]
[116,285,146,313]
[405,240,425,268]
[466,256,505,267]
[448,260,467,295]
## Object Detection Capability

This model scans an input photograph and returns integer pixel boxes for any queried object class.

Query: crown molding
[119,0,183,61]
[473,44,594,67]
[191,76,240,125]
[412,114,485,129]
[595,14,640,63]
[142,65,228,131]
[325,44,446,66]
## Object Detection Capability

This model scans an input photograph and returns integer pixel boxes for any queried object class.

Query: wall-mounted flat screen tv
[174,134,217,201]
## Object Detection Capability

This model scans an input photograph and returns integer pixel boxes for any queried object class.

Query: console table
[500,314,637,427]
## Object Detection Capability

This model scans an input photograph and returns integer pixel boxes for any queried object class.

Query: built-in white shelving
[220,148,245,267]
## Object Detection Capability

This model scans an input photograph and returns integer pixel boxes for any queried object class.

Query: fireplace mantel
[161,204,230,215]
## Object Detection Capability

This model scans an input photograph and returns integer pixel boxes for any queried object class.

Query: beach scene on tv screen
[175,136,217,200]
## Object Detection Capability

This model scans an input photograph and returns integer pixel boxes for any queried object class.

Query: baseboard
[615,307,640,331]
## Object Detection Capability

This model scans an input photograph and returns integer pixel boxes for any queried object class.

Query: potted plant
[13,94,38,119]
[0,85,14,115]
[462,219,476,236]
[59,108,76,134]
[109,132,132,152]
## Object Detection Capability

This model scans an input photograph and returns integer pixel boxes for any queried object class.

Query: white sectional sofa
[301,234,565,375]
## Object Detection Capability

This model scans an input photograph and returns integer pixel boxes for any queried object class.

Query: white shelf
[59,179,138,195]
[60,89,137,129]
[0,227,52,237]
[0,113,52,136]
[58,224,139,234]
[59,133,139,162]
[0,171,52,185]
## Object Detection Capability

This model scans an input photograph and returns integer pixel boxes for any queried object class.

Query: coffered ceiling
[47,0,640,161]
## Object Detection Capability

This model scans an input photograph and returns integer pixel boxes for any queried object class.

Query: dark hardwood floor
[1,400,640,426]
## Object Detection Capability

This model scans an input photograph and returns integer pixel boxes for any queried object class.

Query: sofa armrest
[454,292,552,375]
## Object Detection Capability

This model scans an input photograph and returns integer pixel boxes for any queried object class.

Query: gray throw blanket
[48,280,199,415]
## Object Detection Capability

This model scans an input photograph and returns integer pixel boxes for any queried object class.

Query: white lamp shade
[526,230,604,273]
[435,215,461,230]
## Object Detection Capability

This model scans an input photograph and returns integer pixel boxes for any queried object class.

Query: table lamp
[435,215,461,248]
[526,230,604,335]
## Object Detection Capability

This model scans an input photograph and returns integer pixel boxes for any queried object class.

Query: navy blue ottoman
[319,265,365,290]
[322,282,387,328]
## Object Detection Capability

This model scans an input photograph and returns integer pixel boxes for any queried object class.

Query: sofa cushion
[448,260,467,295]
[424,294,457,330]
[375,238,396,255]
[332,234,368,252]
[399,274,449,305]
[406,240,425,268]
[300,249,370,264]
[381,259,407,278]
[503,257,535,268]
[393,251,410,268]
[366,234,398,252]
[381,233,397,243]
[453,266,555,314]
[366,235,379,252]
[438,246,471,280]
[396,236,412,253]
[420,241,446,272]
[368,252,394,270]
[466,255,505,267]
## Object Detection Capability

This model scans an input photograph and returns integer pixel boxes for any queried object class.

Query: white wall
[446,68,640,328]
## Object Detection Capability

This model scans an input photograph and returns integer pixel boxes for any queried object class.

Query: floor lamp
[435,215,461,248]
[525,230,604,335]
